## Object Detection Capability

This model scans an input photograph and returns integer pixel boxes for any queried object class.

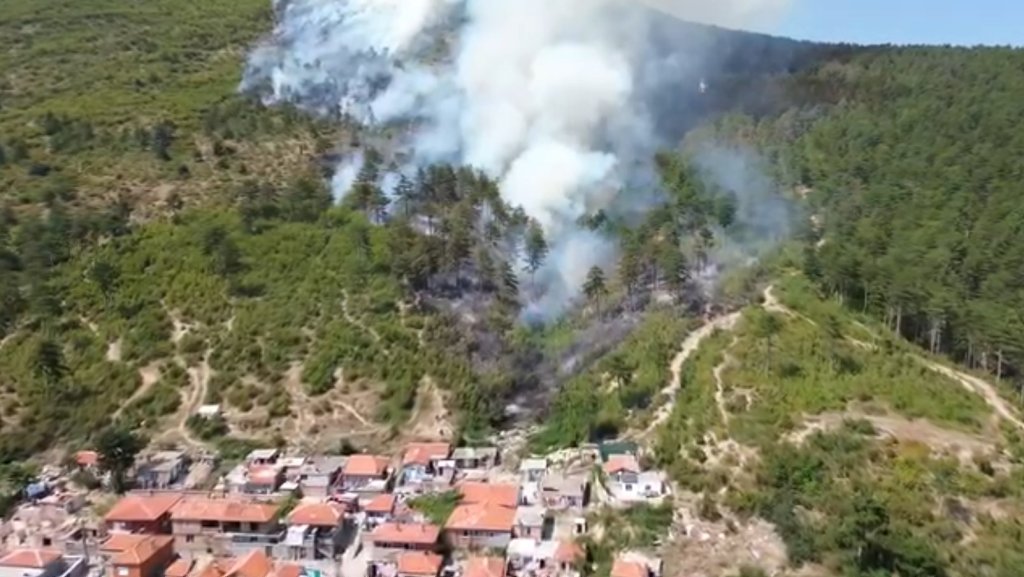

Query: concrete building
[0,550,85,577]
[169,497,283,557]
[283,502,347,560]
[99,534,175,577]
[135,452,189,490]
[104,493,183,534]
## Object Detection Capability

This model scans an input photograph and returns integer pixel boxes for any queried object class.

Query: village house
[396,443,452,495]
[246,450,280,467]
[363,494,397,527]
[367,523,440,553]
[169,497,283,557]
[99,534,175,577]
[72,451,99,472]
[513,507,548,540]
[3,496,94,552]
[540,474,589,511]
[163,559,193,577]
[338,455,391,493]
[450,448,498,471]
[603,456,665,502]
[444,483,519,549]
[507,540,582,577]
[463,557,507,577]
[283,502,348,560]
[104,493,183,534]
[394,552,443,577]
[0,550,86,577]
[175,549,302,577]
[135,452,190,490]
[296,457,347,499]
[610,553,661,577]
[518,459,548,484]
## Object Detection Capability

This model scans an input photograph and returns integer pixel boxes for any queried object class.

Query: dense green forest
[695,47,1024,402]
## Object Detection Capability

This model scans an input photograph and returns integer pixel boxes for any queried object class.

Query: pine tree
[524,222,549,282]
[583,266,608,315]
[395,174,416,216]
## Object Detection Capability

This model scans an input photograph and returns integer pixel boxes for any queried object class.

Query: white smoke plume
[242,0,792,318]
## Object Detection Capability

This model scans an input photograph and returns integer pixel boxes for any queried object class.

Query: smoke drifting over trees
[241,0,795,318]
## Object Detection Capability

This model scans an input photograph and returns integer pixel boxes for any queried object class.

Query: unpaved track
[787,411,997,460]
[113,361,163,419]
[766,287,1024,433]
[641,311,742,437]
[712,338,739,427]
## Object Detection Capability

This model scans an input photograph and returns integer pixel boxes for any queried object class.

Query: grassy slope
[652,275,1024,576]
[0,0,333,210]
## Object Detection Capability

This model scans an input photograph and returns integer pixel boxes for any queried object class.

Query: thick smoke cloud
[241,0,792,319]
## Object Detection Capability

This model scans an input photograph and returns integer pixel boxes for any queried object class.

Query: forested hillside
[693,46,1024,402]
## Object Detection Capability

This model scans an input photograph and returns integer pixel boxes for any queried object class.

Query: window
[186,535,195,543]
[118,568,130,577]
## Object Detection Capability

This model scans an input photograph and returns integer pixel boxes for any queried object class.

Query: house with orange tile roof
[444,481,520,549]
[396,443,453,496]
[610,553,661,577]
[104,493,183,534]
[338,455,392,493]
[507,540,582,577]
[283,502,348,560]
[457,482,521,509]
[603,455,666,503]
[99,534,175,577]
[169,497,284,557]
[73,451,99,470]
[367,522,440,555]
[462,557,507,577]
[164,559,194,577]
[0,549,86,577]
[395,552,443,577]
[444,503,516,550]
[363,494,397,526]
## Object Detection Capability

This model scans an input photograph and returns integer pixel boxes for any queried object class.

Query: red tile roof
[75,450,99,467]
[402,443,451,466]
[343,455,390,477]
[444,503,516,533]
[105,493,183,523]
[463,557,506,577]
[457,482,519,508]
[275,565,303,577]
[611,560,648,577]
[0,549,62,569]
[165,559,194,577]
[369,522,440,546]
[287,502,345,527]
[107,535,173,567]
[248,465,281,485]
[223,550,275,577]
[171,497,280,524]
[554,541,584,564]
[603,455,640,475]
[397,552,443,577]
[364,493,397,514]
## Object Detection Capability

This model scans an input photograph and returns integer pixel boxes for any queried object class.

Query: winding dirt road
[641,311,742,437]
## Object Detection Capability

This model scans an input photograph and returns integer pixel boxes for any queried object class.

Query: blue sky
[774,0,1022,46]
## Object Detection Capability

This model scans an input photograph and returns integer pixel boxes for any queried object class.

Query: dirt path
[923,361,1024,432]
[787,411,997,462]
[342,290,382,343]
[766,286,1024,433]
[113,361,163,419]
[173,349,213,449]
[641,311,742,438]
[712,338,739,427]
